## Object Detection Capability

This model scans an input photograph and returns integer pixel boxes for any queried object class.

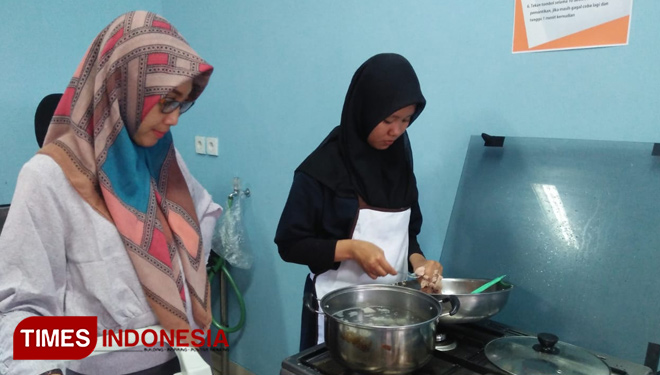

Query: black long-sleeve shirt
[275,171,424,275]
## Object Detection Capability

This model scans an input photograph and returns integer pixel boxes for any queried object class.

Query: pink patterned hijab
[40,11,213,332]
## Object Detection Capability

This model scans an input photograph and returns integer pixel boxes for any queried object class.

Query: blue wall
[0,1,162,203]
[2,1,659,374]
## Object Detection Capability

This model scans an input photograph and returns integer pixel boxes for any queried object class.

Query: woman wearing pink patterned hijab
[0,11,221,374]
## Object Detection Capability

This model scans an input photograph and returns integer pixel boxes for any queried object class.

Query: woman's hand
[410,254,443,293]
[336,239,397,280]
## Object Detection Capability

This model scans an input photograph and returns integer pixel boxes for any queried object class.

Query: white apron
[312,203,410,344]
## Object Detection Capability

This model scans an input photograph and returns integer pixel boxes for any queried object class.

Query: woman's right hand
[336,239,397,279]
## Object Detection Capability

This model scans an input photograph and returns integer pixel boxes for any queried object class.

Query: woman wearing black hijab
[275,53,443,350]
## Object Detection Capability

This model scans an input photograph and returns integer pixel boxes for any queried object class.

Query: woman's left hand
[409,255,443,293]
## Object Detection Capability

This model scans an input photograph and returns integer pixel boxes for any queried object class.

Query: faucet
[227,177,250,203]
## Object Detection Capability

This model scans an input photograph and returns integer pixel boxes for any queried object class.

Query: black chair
[1,94,63,235]
[35,93,63,148]
[0,204,9,234]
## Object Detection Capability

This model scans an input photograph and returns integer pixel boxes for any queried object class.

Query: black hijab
[297,53,426,209]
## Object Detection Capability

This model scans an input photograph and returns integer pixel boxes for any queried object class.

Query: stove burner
[434,341,457,352]
[434,333,457,352]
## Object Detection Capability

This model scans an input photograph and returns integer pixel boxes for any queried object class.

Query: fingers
[417,267,441,281]
[365,265,384,280]
[426,262,443,278]
[354,241,397,279]
[415,261,444,293]
[379,258,398,276]
[415,261,442,278]
[366,260,397,279]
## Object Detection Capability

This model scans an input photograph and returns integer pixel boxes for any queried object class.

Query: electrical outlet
[206,137,219,156]
[195,136,206,154]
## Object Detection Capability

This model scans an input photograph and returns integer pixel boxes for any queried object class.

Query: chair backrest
[35,93,63,148]
[0,204,9,235]
[0,94,61,233]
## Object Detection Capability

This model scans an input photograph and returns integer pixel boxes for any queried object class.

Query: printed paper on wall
[513,0,633,53]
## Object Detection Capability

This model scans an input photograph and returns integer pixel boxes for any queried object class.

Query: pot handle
[438,295,460,316]
[304,292,324,315]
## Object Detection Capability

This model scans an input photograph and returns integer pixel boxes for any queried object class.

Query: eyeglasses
[158,97,195,114]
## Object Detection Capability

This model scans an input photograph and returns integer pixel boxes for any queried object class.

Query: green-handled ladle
[470,275,507,294]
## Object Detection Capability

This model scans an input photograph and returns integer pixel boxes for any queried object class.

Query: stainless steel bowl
[395,278,513,324]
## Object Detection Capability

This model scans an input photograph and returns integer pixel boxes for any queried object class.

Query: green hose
[208,196,247,333]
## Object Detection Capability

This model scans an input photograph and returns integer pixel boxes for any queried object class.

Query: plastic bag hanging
[212,177,253,269]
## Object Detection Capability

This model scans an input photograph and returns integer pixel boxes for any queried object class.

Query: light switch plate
[195,136,206,154]
[206,137,219,156]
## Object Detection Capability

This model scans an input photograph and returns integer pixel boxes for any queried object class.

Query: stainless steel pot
[395,278,513,323]
[305,284,459,374]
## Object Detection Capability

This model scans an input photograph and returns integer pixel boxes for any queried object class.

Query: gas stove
[280,320,653,375]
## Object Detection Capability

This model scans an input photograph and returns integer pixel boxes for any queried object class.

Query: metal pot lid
[485,333,610,375]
